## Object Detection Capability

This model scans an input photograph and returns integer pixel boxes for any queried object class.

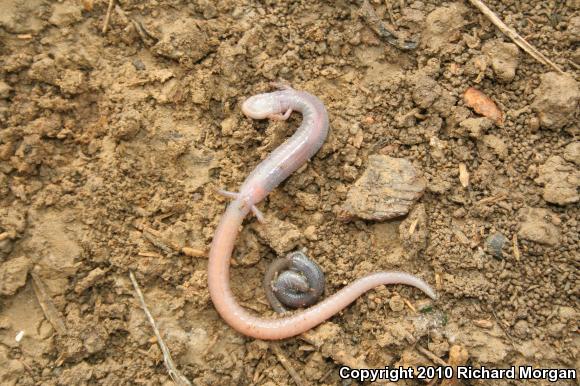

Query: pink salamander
[208,84,437,340]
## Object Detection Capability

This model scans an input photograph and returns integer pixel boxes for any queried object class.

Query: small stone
[49,2,82,27]
[428,340,450,358]
[75,267,107,294]
[479,134,508,159]
[558,306,577,321]
[56,70,85,94]
[528,116,540,132]
[532,72,580,131]
[458,117,493,139]
[547,322,566,338]
[518,207,561,246]
[153,18,214,68]
[447,345,469,366]
[513,320,530,338]
[295,191,319,211]
[0,81,12,99]
[303,225,318,241]
[0,256,31,296]
[253,216,302,255]
[111,109,142,140]
[535,156,579,205]
[569,16,580,43]
[455,327,508,363]
[411,75,441,108]
[339,155,426,221]
[563,142,580,165]
[482,40,519,82]
[220,116,237,136]
[421,3,467,52]
[452,208,466,218]
[82,330,106,354]
[132,59,146,71]
[389,295,405,312]
[485,232,508,259]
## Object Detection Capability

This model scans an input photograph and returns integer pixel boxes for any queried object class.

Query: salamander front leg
[268,108,293,121]
[216,189,266,223]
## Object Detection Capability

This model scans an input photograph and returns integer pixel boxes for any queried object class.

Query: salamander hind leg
[216,189,239,200]
[251,205,265,223]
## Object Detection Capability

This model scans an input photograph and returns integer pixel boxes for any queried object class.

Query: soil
[0,0,579,385]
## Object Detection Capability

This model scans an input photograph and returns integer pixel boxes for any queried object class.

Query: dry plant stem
[300,330,369,369]
[416,345,449,366]
[467,0,564,74]
[31,272,67,335]
[129,271,192,386]
[269,343,306,386]
[359,0,417,50]
[102,0,115,34]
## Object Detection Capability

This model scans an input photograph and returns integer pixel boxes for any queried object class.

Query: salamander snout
[241,94,281,119]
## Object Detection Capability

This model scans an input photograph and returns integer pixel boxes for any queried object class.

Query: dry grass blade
[102,0,115,34]
[459,163,469,188]
[30,272,67,335]
[269,342,306,386]
[416,345,449,366]
[467,0,565,74]
[129,271,192,386]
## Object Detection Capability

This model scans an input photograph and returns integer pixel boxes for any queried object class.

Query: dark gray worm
[263,251,325,313]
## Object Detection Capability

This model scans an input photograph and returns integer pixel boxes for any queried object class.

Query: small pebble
[389,295,405,312]
[486,232,508,259]
[132,59,146,71]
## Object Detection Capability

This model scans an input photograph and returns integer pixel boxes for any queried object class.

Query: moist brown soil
[0,0,578,385]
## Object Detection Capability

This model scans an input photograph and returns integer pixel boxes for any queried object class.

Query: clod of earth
[518,207,561,246]
[532,72,580,131]
[535,155,580,205]
[339,155,426,221]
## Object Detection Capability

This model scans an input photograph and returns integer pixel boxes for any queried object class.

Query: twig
[269,343,306,386]
[512,234,520,261]
[467,0,565,74]
[568,59,580,71]
[416,345,449,367]
[129,271,192,386]
[102,0,115,34]
[359,0,417,50]
[30,272,67,335]
[491,308,516,348]
[181,247,207,258]
[402,298,417,314]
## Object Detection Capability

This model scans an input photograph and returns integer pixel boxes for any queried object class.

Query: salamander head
[241,93,282,119]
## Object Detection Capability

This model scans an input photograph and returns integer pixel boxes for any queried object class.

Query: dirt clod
[339,155,426,221]
[253,216,302,255]
[482,40,520,82]
[532,72,580,131]
[518,207,561,246]
[535,155,580,205]
[0,256,31,296]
